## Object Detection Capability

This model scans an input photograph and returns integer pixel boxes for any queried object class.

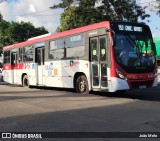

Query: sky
[137,0,160,38]
[0,0,160,38]
[0,0,62,33]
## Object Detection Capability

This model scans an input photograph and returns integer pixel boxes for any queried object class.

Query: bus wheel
[76,75,89,94]
[23,75,29,87]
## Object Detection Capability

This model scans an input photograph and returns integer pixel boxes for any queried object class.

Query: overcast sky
[0,0,62,33]
[0,0,160,38]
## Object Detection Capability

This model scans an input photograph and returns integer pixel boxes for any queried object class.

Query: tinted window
[65,34,85,58]
[4,50,10,64]
[50,39,64,49]
[49,38,64,59]
[23,46,34,62]
[67,46,85,58]
[65,34,84,48]
[19,48,23,63]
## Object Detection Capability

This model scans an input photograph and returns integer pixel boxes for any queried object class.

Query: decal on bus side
[69,60,80,67]
[45,62,54,77]
[22,64,30,69]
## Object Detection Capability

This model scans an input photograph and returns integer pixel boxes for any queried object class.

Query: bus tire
[23,75,29,87]
[76,75,89,94]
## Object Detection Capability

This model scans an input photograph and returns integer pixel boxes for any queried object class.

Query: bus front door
[90,36,108,90]
[36,47,45,85]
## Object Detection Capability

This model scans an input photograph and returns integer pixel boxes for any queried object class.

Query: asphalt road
[0,82,160,141]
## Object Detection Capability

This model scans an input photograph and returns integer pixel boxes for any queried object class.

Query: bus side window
[49,39,64,59]
[11,53,17,66]
[18,58,22,63]
[19,48,23,63]
[65,34,85,58]
[4,50,10,64]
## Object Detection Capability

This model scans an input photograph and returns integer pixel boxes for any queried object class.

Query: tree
[51,0,150,32]
[0,21,48,49]
[0,13,3,21]
[155,0,160,14]
[0,20,10,48]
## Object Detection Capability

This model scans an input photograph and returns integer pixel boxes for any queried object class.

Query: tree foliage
[0,13,3,21]
[0,20,48,50]
[51,0,150,32]
[156,0,160,14]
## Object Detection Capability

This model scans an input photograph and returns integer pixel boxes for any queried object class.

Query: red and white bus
[3,21,158,94]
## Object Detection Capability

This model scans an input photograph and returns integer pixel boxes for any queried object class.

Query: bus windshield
[115,34,155,66]
[114,34,156,68]
[111,22,156,73]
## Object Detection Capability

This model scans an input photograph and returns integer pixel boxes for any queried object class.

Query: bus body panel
[44,60,90,88]
[108,77,129,92]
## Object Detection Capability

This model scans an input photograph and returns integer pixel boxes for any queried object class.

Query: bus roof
[3,21,110,51]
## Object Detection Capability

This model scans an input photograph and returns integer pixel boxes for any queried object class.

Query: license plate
[139,85,146,89]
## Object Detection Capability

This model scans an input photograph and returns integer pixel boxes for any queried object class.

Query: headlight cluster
[115,68,127,80]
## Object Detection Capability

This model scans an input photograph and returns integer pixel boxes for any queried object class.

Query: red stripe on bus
[3,64,31,70]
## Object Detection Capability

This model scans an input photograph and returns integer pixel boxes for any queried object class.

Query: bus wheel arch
[22,73,29,87]
[74,72,89,94]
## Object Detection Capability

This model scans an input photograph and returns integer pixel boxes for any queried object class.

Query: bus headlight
[115,68,127,80]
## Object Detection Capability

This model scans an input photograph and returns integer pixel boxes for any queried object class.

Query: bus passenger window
[49,51,54,59]
[18,55,22,62]
[49,38,64,59]
[23,46,33,62]
[65,34,85,58]
[19,48,23,63]
[4,50,10,64]
[66,46,85,58]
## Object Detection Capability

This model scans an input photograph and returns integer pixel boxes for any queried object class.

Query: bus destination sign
[118,25,143,32]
